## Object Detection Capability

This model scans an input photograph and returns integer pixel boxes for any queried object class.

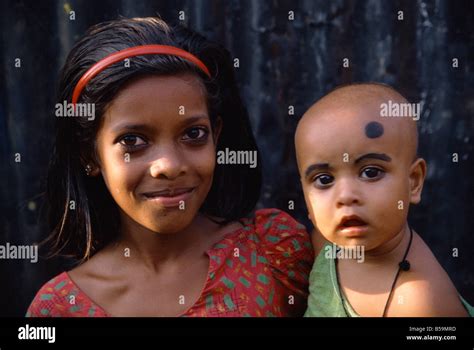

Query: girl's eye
[119,135,147,148]
[182,127,209,141]
[314,174,334,188]
[360,167,385,180]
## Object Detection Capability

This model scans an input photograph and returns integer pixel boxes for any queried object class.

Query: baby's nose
[335,178,362,207]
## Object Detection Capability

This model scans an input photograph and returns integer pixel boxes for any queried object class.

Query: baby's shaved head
[296,83,419,165]
[295,82,426,252]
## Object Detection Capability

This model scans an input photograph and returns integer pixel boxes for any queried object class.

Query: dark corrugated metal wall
[0,0,473,316]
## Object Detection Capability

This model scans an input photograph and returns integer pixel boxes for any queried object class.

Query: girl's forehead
[101,74,209,126]
[111,74,206,105]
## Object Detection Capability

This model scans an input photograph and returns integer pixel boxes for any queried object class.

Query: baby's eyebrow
[304,153,392,178]
[354,153,392,163]
[305,163,330,178]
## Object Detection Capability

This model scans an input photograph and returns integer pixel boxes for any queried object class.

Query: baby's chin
[322,234,378,251]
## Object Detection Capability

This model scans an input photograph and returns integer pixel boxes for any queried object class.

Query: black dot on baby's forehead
[365,121,384,139]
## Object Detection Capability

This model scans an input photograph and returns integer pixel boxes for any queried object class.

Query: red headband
[71,44,211,104]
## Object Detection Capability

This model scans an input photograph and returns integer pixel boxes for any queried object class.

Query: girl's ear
[212,116,223,144]
[87,165,101,177]
[80,155,101,177]
[82,162,100,177]
[409,158,427,204]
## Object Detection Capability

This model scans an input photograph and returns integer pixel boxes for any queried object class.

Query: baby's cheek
[387,178,411,213]
[306,191,330,230]
[371,182,409,234]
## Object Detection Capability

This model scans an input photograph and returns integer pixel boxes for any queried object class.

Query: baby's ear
[409,158,427,204]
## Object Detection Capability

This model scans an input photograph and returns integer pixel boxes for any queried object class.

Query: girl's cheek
[120,162,144,187]
[190,147,216,176]
[102,153,142,192]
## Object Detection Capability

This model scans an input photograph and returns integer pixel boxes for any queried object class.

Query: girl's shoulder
[239,208,313,253]
[26,271,106,317]
[233,208,315,284]
[204,208,314,316]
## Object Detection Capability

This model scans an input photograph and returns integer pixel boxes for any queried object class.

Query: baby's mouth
[337,215,368,233]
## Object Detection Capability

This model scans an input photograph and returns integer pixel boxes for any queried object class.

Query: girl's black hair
[45,17,261,262]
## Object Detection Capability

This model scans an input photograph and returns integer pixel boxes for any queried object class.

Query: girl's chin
[142,211,198,233]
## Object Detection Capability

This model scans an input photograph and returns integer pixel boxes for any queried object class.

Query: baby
[295,83,472,317]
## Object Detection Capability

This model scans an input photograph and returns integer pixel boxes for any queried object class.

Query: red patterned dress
[26,209,314,317]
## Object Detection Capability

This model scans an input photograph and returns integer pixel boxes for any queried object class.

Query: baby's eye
[360,167,385,180]
[182,127,209,141]
[119,135,147,148]
[314,174,334,188]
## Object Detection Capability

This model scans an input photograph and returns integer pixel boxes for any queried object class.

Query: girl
[26,17,313,317]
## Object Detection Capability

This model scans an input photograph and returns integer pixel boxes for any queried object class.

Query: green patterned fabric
[305,244,474,317]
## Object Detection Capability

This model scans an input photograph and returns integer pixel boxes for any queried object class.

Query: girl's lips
[142,188,195,208]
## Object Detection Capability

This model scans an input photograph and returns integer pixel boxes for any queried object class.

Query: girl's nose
[149,147,186,180]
